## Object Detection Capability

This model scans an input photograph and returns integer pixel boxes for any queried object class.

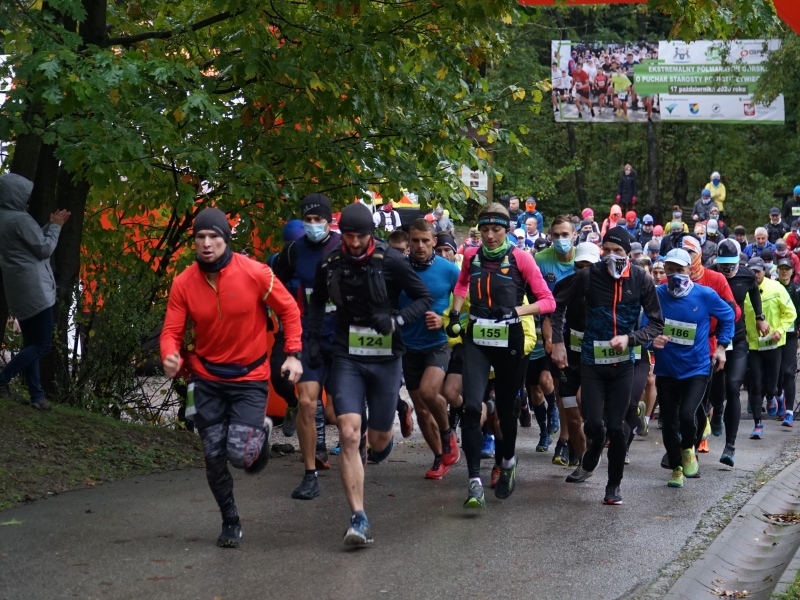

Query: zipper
[205,273,223,320]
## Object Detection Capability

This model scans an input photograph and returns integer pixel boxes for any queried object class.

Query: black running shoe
[494,460,517,499]
[565,466,593,483]
[568,444,580,467]
[217,521,242,548]
[552,439,569,466]
[603,484,623,505]
[291,472,320,500]
[519,406,532,428]
[660,451,670,470]
[244,417,273,474]
[720,444,735,467]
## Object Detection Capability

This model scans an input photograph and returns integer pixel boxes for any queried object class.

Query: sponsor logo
[673,45,691,63]
[689,103,700,115]
[712,104,722,114]
[744,103,756,117]
[665,104,678,114]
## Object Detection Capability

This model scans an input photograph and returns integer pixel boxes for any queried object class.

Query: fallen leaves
[709,589,750,598]
[763,512,800,524]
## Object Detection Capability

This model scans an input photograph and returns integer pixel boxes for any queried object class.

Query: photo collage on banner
[550,40,785,124]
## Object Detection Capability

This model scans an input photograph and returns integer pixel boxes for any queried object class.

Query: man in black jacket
[765,207,791,244]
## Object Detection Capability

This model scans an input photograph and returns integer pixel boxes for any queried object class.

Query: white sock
[645,416,650,425]
[501,456,516,469]
[469,477,482,486]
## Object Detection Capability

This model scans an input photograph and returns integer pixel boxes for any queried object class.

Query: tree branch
[106,10,242,48]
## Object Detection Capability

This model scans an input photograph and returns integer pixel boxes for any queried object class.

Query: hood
[0,174,34,211]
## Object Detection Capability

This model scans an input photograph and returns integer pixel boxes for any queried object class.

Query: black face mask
[196,246,233,273]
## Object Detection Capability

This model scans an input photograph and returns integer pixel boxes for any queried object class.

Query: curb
[665,456,800,599]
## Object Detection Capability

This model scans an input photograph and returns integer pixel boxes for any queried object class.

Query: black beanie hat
[435,233,457,254]
[301,193,333,223]
[339,203,375,235]
[603,226,632,254]
[194,207,231,242]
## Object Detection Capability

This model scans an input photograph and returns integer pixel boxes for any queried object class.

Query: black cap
[435,234,457,254]
[734,225,747,235]
[534,237,550,250]
[339,203,375,235]
[301,193,333,223]
[602,226,632,254]
[194,207,231,242]
[761,248,774,262]
[716,239,741,265]
[770,206,781,216]
[748,256,766,272]
[777,257,794,270]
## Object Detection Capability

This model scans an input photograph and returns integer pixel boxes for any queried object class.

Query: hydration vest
[325,240,390,318]
[468,245,525,319]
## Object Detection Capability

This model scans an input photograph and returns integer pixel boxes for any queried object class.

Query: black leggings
[658,375,708,469]
[748,347,781,423]
[461,326,527,478]
[779,333,798,412]
[626,356,650,447]
[710,339,748,446]
[581,362,633,487]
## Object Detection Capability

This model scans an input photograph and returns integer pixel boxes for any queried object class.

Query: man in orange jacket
[160,207,303,549]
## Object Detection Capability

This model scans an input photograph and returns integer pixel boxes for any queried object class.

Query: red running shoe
[697,439,709,454]
[441,429,461,467]
[425,456,450,480]
[490,465,501,489]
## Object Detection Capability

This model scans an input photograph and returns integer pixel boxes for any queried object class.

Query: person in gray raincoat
[0,173,71,410]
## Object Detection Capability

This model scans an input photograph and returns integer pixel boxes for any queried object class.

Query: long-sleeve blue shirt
[648,283,735,380]
[400,256,460,351]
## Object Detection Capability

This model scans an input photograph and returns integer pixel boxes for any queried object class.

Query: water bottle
[185,382,196,420]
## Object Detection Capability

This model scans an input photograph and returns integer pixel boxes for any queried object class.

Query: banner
[550,40,784,124]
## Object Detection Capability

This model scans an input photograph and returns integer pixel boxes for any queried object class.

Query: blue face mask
[553,238,573,255]
[712,178,720,186]
[303,222,327,243]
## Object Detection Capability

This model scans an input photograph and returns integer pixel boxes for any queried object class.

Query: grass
[0,397,203,511]
[776,569,800,599]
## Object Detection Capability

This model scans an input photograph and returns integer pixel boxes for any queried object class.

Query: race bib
[348,326,392,356]
[306,288,336,313]
[569,329,584,353]
[663,318,697,346]
[793,206,800,217]
[472,318,509,348]
[758,335,778,351]
[593,341,629,365]
[633,345,643,361]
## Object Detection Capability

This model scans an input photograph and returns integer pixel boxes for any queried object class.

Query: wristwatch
[756,314,766,322]
[287,352,302,360]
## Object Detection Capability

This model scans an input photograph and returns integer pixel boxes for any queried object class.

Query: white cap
[664,248,692,267]
[711,171,721,179]
[574,242,601,264]
[513,228,525,239]
[707,219,719,234]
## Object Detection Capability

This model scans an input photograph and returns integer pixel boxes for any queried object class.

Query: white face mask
[604,254,628,279]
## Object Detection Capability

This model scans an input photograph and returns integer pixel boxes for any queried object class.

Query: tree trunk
[566,123,587,210]
[646,120,659,221]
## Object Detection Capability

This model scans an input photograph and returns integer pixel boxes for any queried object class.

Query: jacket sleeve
[18,219,61,260]
[631,272,664,346]
[747,274,763,316]
[160,277,189,361]
[272,241,296,285]
[263,266,303,353]
[390,254,433,323]
[707,290,735,346]
[777,284,798,337]
[515,249,556,315]
[454,247,475,298]
[550,269,587,344]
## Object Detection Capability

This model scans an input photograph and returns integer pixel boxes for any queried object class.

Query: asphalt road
[1,404,797,600]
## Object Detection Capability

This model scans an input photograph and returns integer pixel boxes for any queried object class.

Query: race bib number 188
[593,341,628,365]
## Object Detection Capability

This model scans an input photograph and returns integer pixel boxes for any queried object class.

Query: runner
[447,203,555,508]
[572,62,595,119]
[708,239,766,466]
[550,227,664,505]
[273,194,341,499]
[650,249,733,488]
[160,207,304,548]
[743,256,796,440]
[610,62,632,121]
[306,202,433,545]
[401,219,461,479]
[775,257,800,426]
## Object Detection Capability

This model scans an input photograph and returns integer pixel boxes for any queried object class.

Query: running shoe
[519,406,532,428]
[552,439,569,466]
[441,429,461,467]
[490,465,501,489]
[682,448,699,478]
[494,461,517,500]
[565,466,593,483]
[720,444,735,467]
[282,403,298,437]
[668,466,685,488]
[291,472,320,500]
[536,431,551,453]
[30,398,52,411]
[343,511,373,546]
[750,423,764,440]
[464,481,486,509]
[315,447,331,470]
[767,396,778,417]
[217,521,242,548]
[568,445,581,467]
[776,393,786,419]
[710,413,723,437]
[783,412,795,427]
[603,484,623,505]
[244,417,272,474]
[425,456,450,480]
[481,433,495,459]
[697,439,709,454]
[330,443,341,456]
[701,419,711,441]
[546,402,560,436]
[661,452,670,470]
[637,401,648,436]
[398,400,414,438]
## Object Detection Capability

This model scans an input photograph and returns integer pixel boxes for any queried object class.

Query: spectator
[0,174,71,411]
[704,171,726,218]
[431,205,455,236]
[692,189,718,222]
[765,207,790,244]
[743,227,775,259]
[517,197,544,232]
[373,201,403,233]
[616,164,638,213]
[507,196,523,223]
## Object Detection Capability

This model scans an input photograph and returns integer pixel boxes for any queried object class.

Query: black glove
[490,306,518,323]
[445,309,462,338]
[306,339,323,370]
[372,311,396,336]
